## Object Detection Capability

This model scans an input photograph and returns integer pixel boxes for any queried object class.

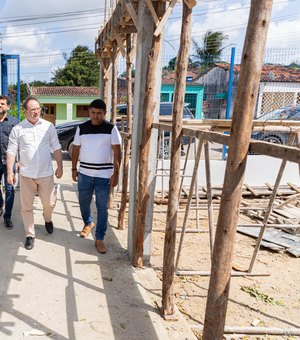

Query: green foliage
[30,80,51,87]
[241,285,285,306]
[9,105,25,121]
[120,69,135,78]
[192,30,229,67]
[163,56,193,71]
[51,45,100,86]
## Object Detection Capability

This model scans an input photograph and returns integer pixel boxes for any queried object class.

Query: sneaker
[4,218,13,230]
[45,221,54,234]
[95,240,107,254]
[80,222,94,238]
[25,237,35,250]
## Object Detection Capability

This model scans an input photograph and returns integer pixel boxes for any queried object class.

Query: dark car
[117,102,194,120]
[251,105,300,144]
[56,120,86,156]
[117,102,195,158]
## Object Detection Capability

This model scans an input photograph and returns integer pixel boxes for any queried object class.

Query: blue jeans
[0,164,15,219]
[78,173,110,240]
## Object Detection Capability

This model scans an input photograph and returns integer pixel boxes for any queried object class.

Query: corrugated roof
[30,86,100,97]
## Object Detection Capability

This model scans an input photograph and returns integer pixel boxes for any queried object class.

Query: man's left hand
[109,173,119,188]
[55,166,63,179]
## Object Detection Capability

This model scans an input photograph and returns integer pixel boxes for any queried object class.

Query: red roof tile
[162,70,200,84]
[215,63,300,82]
[30,86,100,97]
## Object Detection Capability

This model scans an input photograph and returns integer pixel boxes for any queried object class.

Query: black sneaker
[45,221,54,234]
[4,218,13,230]
[25,237,35,250]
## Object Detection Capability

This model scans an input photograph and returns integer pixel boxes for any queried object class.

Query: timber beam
[95,0,138,58]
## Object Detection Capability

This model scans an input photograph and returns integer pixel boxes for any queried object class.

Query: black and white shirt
[73,120,121,178]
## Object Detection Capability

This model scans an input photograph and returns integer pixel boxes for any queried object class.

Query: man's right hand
[7,173,16,185]
[72,169,78,182]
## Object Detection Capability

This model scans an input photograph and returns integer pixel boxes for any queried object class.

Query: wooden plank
[288,182,300,193]
[244,184,259,196]
[177,271,269,277]
[125,1,138,28]
[266,182,283,195]
[154,0,178,37]
[113,31,126,57]
[145,0,160,26]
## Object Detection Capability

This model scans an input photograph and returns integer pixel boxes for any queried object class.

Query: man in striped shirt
[72,99,121,254]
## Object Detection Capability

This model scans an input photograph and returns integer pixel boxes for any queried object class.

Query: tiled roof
[215,63,300,82]
[162,70,200,84]
[30,86,100,97]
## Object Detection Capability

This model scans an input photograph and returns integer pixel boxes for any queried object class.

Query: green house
[30,87,99,125]
[161,83,204,119]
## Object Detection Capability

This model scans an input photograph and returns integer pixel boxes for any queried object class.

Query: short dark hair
[0,96,10,105]
[89,99,106,111]
[23,96,40,110]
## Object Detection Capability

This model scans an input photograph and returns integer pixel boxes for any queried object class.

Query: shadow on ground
[0,183,164,339]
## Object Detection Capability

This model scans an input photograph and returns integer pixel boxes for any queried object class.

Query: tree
[120,69,135,78]
[51,45,99,86]
[192,30,229,66]
[163,56,193,71]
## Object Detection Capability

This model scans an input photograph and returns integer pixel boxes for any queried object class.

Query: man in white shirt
[6,96,63,250]
[71,99,121,254]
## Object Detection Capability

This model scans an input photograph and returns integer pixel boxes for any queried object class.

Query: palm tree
[192,30,229,67]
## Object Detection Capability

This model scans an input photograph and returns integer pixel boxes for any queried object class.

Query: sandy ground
[149,205,300,340]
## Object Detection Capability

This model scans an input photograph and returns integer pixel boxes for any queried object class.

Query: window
[43,104,56,115]
[76,105,89,117]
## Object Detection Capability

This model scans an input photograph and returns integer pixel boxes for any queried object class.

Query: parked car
[56,120,86,156]
[116,102,194,123]
[56,102,194,157]
[117,102,195,158]
[251,105,300,144]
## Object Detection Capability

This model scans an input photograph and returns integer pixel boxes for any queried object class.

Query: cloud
[267,17,300,49]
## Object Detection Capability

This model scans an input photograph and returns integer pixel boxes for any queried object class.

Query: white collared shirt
[7,118,61,178]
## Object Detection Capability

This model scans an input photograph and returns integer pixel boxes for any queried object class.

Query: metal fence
[116,47,300,121]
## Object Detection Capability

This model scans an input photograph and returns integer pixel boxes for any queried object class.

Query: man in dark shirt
[0,96,19,229]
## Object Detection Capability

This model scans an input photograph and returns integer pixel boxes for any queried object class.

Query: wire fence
[116,47,300,121]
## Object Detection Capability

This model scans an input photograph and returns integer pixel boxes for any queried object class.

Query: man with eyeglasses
[6,96,63,250]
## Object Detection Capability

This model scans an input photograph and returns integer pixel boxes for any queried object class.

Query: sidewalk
[0,158,193,340]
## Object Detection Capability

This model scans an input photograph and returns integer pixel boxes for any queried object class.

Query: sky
[0,0,299,83]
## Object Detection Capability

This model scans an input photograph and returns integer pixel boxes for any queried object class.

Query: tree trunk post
[118,34,134,230]
[111,40,118,124]
[162,0,194,315]
[202,1,273,339]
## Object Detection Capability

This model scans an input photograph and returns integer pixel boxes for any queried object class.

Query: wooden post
[133,0,165,268]
[127,1,162,262]
[202,1,273,339]
[118,34,133,230]
[162,0,194,316]
[111,40,118,125]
